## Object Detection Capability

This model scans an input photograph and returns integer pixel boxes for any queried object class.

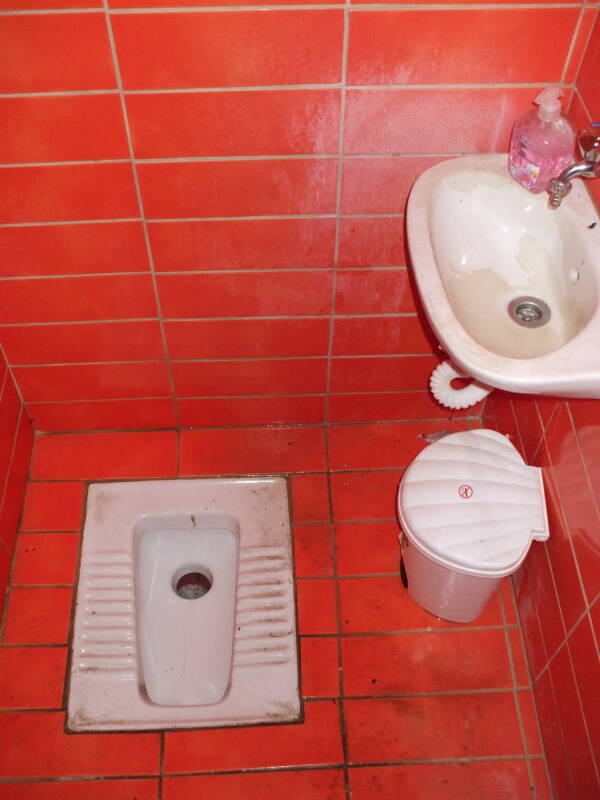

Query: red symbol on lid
[458,484,474,499]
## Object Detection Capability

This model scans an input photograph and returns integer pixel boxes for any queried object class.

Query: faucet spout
[547,127,600,209]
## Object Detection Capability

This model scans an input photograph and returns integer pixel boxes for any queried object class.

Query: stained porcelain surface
[407,154,600,398]
[68,477,299,731]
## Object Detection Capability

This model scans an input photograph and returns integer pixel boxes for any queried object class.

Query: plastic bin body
[401,533,502,623]
[396,429,548,624]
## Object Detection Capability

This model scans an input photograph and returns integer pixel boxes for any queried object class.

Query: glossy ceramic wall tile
[0,1,592,431]
[0,355,34,619]
[483,27,600,798]
[574,13,600,206]
[577,13,600,117]
[484,394,600,799]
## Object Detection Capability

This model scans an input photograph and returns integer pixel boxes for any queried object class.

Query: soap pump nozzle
[535,87,563,122]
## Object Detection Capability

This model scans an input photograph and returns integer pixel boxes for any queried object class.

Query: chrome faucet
[548,127,600,209]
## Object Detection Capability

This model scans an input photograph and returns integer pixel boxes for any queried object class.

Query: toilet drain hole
[174,570,212,599]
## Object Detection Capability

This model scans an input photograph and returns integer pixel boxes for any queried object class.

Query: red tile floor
[0,421,552,798]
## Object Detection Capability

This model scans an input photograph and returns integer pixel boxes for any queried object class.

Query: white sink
[407,154,600,399]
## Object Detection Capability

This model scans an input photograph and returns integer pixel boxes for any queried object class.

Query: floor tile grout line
[102,0,180,428]
[308,618,505,638]
[297,572,522,584]
[0,774,162,786]
[9,584,76,589]
[175,428,181,478]
[316,686,535,699]
[0,622,522,645]
[24,466,466,481]
[342,753,547,767]
[11,529,81,535]
[323,431,351,793]
[16,519,399,530]
[23,420,476,435]
[29,418,468,432]
[1,642,75,649]
[0,773,154,788]
[0,755,548,786]
[24,423,464,443]
[0,685,541,713]
[158,731,165,799]
[0,706,73,714]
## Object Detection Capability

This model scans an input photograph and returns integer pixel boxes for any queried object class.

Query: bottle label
[509,155,540,190]
[519,134,534,151]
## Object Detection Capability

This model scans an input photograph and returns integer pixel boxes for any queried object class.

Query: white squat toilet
[397,428,549,623]
[136,515,239,706]
[68,477,299,731]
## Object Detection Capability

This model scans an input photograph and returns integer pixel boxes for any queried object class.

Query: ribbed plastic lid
[398,429,548,577]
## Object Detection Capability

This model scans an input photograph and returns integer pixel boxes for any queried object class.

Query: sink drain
[508,296,551,328]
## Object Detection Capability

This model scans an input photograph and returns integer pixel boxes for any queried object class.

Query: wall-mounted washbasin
[407,154,600,399]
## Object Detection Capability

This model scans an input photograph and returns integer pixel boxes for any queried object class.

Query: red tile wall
[573,13,600,207]
[485,26,600,800]
[484,394,600,799]
[483,24,600,794]
[0,353,34,619]
[0,1,594,431]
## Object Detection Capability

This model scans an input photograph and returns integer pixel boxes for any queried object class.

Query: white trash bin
[397,429,549,623]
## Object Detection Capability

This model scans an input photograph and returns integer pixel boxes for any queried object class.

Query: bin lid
[398,429,548,577]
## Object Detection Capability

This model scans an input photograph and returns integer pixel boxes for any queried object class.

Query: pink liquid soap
[508,88,575,194]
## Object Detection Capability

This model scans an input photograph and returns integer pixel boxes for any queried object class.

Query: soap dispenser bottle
[508,88,575,193]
